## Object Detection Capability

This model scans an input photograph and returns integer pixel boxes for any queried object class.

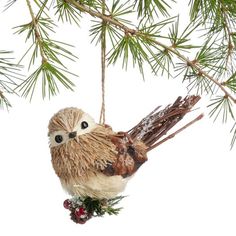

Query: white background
[0,1,235,236]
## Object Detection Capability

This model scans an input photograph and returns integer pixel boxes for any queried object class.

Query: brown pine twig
[219,0,234,66]
[25,0,47,63]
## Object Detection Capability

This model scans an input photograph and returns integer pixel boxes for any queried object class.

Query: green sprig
[168,17,200,52]
[17,61,75,100]
[14,0,78,100]
[110,0,134,25]
[224,72,236,93]
[70,195,125,217]
[230,122,236,149]
[134,0,175,18]
[208,95,235,123]
[0,50,23,108]
[107,34,150,78]
[55,0,81,26]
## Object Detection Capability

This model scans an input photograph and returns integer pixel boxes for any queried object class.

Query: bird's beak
[69,131,77,139]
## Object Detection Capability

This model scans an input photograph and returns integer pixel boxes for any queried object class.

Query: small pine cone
[70,211,78,223]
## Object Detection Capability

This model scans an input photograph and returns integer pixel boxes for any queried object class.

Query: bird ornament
[48,95,201,223]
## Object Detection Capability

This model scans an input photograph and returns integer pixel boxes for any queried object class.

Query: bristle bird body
[48,96,201,199]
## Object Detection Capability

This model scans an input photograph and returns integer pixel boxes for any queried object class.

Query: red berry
[75,207,86,217]
[79,207,86,215]
[63,199,71,209]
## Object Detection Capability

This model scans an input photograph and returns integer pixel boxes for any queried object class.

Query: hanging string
[99,0,106,125]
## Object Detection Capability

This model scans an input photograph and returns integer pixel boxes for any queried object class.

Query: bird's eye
[81,121,89,129]
[55,135,63,143]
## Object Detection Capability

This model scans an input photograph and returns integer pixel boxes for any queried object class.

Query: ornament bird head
[48,107,97,148]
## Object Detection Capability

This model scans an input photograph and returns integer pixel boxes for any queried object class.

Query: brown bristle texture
[128,95,201,150]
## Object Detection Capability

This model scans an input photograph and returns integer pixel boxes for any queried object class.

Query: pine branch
[219,0,235,65]
[65,0,236,104]
[190,0,236,69]
[25,0,47,63]
[0,50,23,108]
[14,0,77,100]
[4,0,236,147]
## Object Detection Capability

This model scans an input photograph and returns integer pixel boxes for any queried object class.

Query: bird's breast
[61,172,130,199]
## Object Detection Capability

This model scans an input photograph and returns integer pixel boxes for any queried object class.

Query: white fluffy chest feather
[61,173,130,199]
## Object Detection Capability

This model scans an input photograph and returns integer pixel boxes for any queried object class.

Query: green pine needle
[55,0,81,26]
[70,195,125,217]
[13,2,78,102]
[175,62,214,95]
[168,17,200,52]
[107,34,150,78]
[134,0,175,18]
[187,73,214,95]
[195,41,224,72]
[17,61,76,100]
[4,0,17,11]
[110,0,134,25]
[0,92,12,110]
[208,96,235,123]
[0,50,23,108]
[42,39,78,66]
[230,122,236,149]
[139,16,176,37]
[151,49,173,77]
[224,72,236,93]
[90,20,106,45]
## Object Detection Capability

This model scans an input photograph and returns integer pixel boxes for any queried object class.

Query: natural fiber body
[51,125,129,198]
[48,96,200,199]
